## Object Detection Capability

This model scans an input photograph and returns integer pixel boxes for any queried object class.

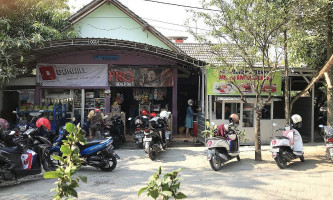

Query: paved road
[1,141,332,200]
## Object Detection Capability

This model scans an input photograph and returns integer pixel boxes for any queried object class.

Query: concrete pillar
[172,68,178,135]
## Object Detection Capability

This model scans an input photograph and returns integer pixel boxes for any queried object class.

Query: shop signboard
[37,64,108,87]
[207,68,282,96]
[108,67,174,87]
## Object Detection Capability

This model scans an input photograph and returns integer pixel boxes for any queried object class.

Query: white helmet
[291,114,302,128]
[160,110,171,119]
[188,99,194,106]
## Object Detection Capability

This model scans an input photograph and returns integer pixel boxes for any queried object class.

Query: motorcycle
[0,129,20,147]
[270,123,304,169]
[46,121,120,171]
[0,126,54,183]
[132,115,149,149]
[206,123,240,171]
[318,125,333,160]
[104,115,125,147]
[143,111,171,160]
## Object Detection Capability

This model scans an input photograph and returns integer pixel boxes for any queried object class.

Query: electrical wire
[137,0,220,12]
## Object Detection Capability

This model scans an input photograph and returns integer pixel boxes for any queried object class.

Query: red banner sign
[108,67,174,87]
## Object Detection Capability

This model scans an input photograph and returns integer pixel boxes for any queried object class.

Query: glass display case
[243,103,254,127]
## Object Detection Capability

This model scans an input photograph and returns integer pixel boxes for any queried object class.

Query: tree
[0,0,77,88]
[285,0,333,122]
[187,0,286,161]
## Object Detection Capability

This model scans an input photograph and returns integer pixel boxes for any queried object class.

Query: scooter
[318,125,333,160]
[206,123,240,171]
[0,126,54,183]
[46,121,120,171]
[270,123,304,169]
[143,112,171,160]
[132,115,149,149]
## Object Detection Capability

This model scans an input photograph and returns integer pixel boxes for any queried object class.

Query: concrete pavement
[0,140,332,200]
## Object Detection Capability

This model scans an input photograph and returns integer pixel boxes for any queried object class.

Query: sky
[67,0,209,43]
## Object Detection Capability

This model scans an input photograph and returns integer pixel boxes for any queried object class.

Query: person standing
[185,99,197,138]
[87,103,104,139]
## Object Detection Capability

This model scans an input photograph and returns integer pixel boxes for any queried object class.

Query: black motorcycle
[104,115,125,148]
[143,116,169,160]
[0,126,54,183]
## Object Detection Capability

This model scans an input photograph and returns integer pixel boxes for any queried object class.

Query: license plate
[271,148,279,153]
[143,138,152,142]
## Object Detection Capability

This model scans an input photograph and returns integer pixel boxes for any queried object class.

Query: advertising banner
[37,64,108,87]
[207,68,282,96]
[108,67,174,87]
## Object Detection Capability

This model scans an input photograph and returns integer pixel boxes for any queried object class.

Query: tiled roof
[175,43,261,67]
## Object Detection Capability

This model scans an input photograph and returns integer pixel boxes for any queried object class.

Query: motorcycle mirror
[319,124,324,128]
[273,123,277,127]
[128,117,132,120]
[12,111,17,114]
[30,112,42,117]
[9,131,16,135]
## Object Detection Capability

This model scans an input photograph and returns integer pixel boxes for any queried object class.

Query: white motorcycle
[270,123,304,169]
[206,124,240,171]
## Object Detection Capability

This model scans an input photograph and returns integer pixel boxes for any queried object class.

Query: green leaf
[60,145,71,156]
[78,175,87,183]
[137,187,147,196]
[160,191,173,197]
[44,171,60,179]
[52,154,64,161]
[150,189,159,199]
[175,192,187,199]
[65,122,75,134]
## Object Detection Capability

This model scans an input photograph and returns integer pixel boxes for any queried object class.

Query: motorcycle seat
[0,146,22,153]
[273,136,290,140]
[80,140,103,148]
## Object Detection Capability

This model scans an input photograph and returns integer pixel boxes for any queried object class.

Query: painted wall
[74,4,171,51]
[38,51,176,65]
[39,50,177,65]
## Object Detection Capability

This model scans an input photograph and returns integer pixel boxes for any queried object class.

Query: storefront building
[176,43,318,144]
[3,0,204,133]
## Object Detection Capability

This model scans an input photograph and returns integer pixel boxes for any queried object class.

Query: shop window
[261,104,271,119]
[273,101,285,119]
[224,103,240,120]
[215,101,222,119]
[243,103,254,127]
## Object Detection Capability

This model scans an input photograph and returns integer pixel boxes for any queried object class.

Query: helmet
[36,117,51,131]
[229,114,240,127]
[188,99,194,106]
[140,109,148,116]
[291,114,302,128]
[0,118,9,130]
[160,111,171,119]
[150,112,157,118]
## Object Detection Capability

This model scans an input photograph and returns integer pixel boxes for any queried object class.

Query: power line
[138,0,220,12]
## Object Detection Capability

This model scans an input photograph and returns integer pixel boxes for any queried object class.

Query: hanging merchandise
[153,88,158,100]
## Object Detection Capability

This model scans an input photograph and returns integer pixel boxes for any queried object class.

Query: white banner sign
[37,64,108,87]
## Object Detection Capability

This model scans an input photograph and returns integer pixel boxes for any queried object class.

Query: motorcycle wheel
[209,154,222,171]
[43,153,56,171]
[300,155,305,162]
[275,155,287,169]
[148,148,156,160]
[100,153,117,172]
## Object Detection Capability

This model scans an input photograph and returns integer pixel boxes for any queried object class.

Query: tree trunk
[327,7,333,125]
[254,107,262,161]
[284,29,290,124]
